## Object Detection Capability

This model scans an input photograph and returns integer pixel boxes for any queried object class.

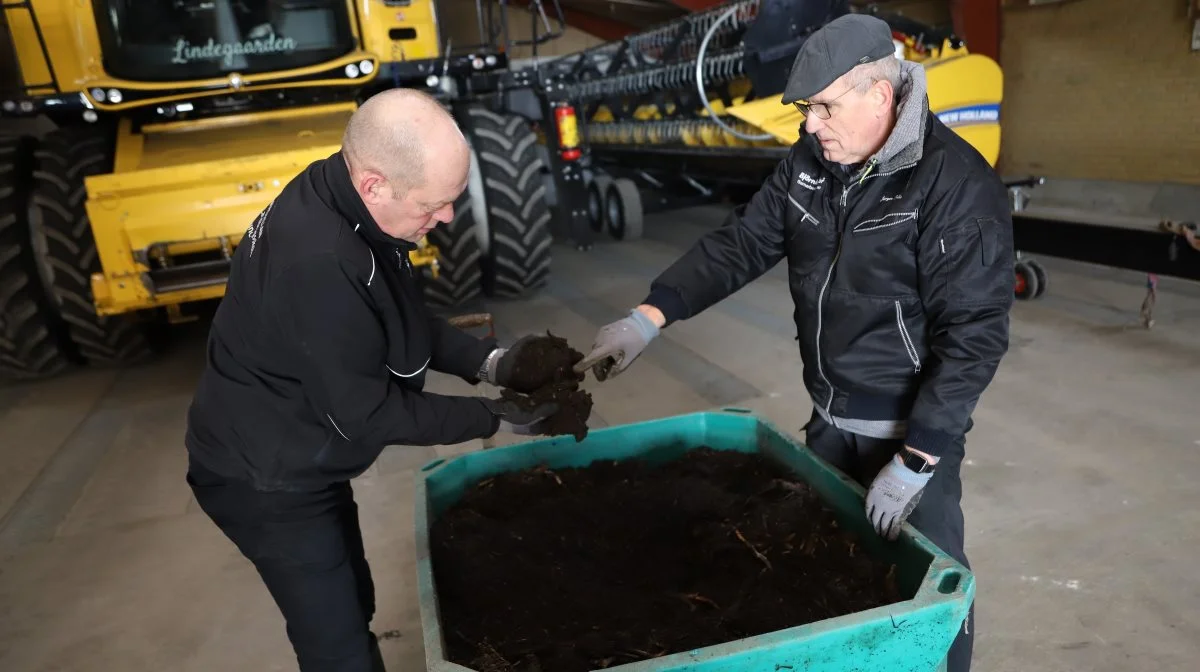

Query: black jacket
[644,62,1013,458]
[185,152,499,490]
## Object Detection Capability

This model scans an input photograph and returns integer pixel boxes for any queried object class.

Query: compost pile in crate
[498,332,593,441]
[430,448,901,672]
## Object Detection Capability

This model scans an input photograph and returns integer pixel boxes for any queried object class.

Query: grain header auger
[0,0,568,382]
[516,0,1005,244]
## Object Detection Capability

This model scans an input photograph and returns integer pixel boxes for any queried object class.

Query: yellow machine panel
[86,104,356,314]
[356,0,443,64]
[724,52,1004,168]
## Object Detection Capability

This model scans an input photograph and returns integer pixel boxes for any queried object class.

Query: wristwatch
[477,347,504,384]
[901,450,935,474]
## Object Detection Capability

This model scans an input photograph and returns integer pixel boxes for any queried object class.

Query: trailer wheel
[1026,258,1048,298]
[604,178,643,241]
[28,127,158,367]
[0,134,73,380]
[587,176,611,233]
[1014,261,1039,301]
[458,105,553,299]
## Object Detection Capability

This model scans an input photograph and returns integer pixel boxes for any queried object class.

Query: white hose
[695,6,775,142]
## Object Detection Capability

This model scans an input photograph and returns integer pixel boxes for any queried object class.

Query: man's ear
[357,170,387,205]
[873,81,892,117]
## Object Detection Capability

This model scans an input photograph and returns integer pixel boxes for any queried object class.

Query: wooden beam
[950,0,1002,61]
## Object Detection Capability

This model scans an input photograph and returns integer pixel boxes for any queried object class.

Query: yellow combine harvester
[0,0,564,381]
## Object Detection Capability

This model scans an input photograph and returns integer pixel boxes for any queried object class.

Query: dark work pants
[804,410,973,672]
[187,460,386,672]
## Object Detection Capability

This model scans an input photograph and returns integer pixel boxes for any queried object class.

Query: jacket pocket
[787,193,821,229]
[853,210,918,235]
[894,301,922,373]
[785,192,835,281]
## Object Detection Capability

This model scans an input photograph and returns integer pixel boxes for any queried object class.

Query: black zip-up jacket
[643,62,1014,458]
[185,151,499,490]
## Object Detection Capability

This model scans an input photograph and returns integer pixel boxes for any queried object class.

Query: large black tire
[0,135,74,380]
[422,199,484,308]
[460,105,552,299]
[28,126,157,366]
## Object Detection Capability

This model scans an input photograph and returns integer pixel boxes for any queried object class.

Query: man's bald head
[341,89,472,241]
[342,88,468,195]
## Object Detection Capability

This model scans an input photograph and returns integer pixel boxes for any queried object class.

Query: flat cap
[782,13,896,104]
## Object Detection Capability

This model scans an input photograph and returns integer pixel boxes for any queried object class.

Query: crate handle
[721,407,752,414]
[936,570,964,595]
[420,458,447,473]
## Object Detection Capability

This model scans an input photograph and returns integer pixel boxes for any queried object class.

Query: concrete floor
[1,206,1198,671]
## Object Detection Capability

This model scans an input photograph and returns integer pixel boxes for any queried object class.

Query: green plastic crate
[415,408,973,672]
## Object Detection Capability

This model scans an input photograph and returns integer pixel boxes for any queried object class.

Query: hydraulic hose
[695,5,775,142]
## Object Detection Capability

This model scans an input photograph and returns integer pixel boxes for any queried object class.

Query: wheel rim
[465,142,490,255]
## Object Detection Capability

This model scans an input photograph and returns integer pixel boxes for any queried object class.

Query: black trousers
[187,460,387,672]
[804,410,973,672]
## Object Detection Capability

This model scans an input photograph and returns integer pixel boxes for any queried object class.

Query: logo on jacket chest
[796,172,827,191]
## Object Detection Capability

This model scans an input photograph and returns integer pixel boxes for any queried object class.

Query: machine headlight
[345,63,360,78]
[106,88,122,104]
[359,60,374,75]
[425,75,440,88]
[90,88,106,102]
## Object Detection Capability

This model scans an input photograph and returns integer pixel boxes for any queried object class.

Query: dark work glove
[865,453,934,541]
[481,335,558,394]
[481,398,559,436]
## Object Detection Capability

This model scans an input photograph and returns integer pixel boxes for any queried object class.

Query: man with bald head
[184,89,559,671]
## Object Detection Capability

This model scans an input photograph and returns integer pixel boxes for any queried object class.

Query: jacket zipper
[817,179,853,414]
[894,300,922,373]
[815,235,842,413]
[815,155,896,413]
[787,194,820,226]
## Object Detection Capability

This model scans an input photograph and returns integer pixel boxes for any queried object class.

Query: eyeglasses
[793,85,857,120]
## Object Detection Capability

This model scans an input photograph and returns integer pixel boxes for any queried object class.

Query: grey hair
[845,55,903,95]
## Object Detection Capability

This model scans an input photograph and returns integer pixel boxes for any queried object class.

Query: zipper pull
[857,158,877,185]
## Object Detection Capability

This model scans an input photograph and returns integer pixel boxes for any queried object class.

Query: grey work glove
[572,309,660,381]
[481,398,559,436]
[865,453,934,541]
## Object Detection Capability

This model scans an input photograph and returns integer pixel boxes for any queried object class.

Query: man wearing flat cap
[576,13,1013,672]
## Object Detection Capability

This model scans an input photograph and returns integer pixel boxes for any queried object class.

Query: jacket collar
[803,60,930,185]
[320,151,416,253]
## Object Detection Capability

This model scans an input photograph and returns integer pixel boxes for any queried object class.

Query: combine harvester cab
[0,0,559,381]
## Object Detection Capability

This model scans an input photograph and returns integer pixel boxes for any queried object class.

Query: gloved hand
[481,398,559,436]
[865,452,934,541]
[572,309,660,381]
[481,335,557,394]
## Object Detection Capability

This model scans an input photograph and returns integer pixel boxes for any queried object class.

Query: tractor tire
[422,207,484,308]
[0,134,73,381]
[459,105,552,299]
[28,126,157,367]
